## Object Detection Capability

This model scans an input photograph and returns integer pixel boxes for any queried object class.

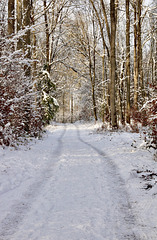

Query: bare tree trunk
[110,0,117,128]
[89,0,110,122]
[44,0,50,73]
[101,53,110,123]
[0,2,5,57]
[88,44,97,122]
[89,0,110,58]
[92,12,98,122]
[137,0,144,100]
[89,49,98,121]
[31,0,38,104]
[31,0,37,71]
[133,1,138,110]
[149,11,157,87]
[126,0,130,124]
[100,0,111,42]
[92,84,98,122]
[23,0,31,76]
[8,0,15,36]
[150,36,154,86]
[118,53,125,125]
[16,0,23,49]
[102,54,105,123]
[83,11,98,122]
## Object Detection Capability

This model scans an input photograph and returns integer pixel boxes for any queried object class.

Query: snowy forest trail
[0,124,155,240]
[0,125,67,240]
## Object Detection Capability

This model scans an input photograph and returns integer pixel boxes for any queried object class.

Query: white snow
[43,90,48,101]
[42,70,51,80]
[52,97,59,107]
[0,123,157,240]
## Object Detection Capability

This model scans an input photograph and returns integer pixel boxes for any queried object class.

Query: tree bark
[8,0,15,36]
[16,0,23,49]
[137,0,144,99]
[23,0,31,76]
[133,1,138,110]
[100,0,111,42]
[88,43,98,121]
[110,0,117,128]
[89,0,110,58]
[118,53,125,125]
[92,12,98,122]
[126,0,130,124]
[31,0,38,97]
[44,0,50,73]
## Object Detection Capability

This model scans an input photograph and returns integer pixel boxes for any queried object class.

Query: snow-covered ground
[0,123,157,240]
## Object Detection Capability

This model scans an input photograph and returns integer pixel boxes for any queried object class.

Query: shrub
[0,39,43,147]
[141,98,157,150]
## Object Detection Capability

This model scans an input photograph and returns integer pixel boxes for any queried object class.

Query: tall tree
[0,1,6,57]
[8,0,15,36]
[43,0,50,72]
[126,0,130,123]
[110,0,118,128]
[89,0,119,126]
[89,0,110,122]
[137,0,144,100]
[23,0,31,76]
[16,0,23,49]
[133,0,138,109]
[72,13,98,121]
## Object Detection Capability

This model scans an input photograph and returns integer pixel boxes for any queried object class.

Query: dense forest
[0,0,156,147]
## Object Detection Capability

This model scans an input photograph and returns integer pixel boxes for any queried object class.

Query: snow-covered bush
[0,38,43,147]
[37,70,59,124]
[141,98,157,150]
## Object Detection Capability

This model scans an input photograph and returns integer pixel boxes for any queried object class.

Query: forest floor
[0,123,157,240]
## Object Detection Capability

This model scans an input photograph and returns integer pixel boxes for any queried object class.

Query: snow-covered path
[0,124,157,240]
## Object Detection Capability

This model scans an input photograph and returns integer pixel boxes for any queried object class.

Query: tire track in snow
[11,125,138,240]
[0,124,153,240]
[0,125,66,240]
[75,125,141,240]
